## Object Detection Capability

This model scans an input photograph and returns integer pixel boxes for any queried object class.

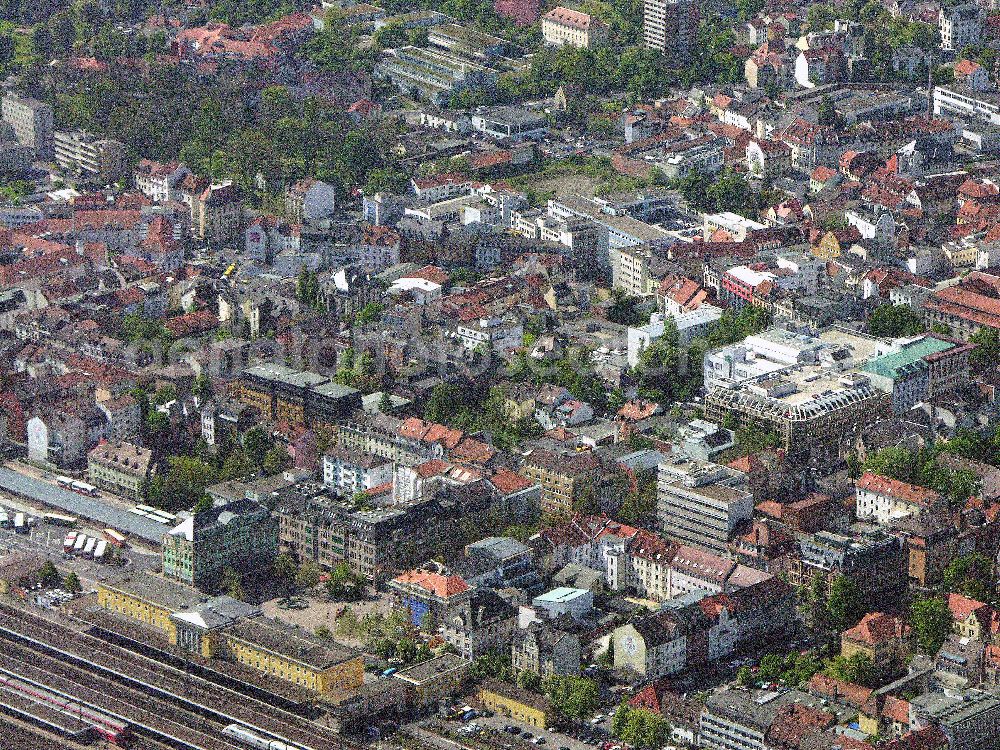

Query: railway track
[0,603,349,749]
[0,637,246,750]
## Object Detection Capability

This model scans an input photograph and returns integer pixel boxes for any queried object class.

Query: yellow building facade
[96,582,179,641]
[478,684,551,728]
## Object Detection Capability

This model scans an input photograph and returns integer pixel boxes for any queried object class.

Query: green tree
[63,571,82,594]
[193,494,214,514]
[38,560,60,588]
[824,652,877,687]
[736,665,754,685]
[943,554,995,603]
[223,567,245,600]
[910,596,952,654]
[827,575,865,632]
[969,327,1000,370]
[518,670,542,691]
[611,704,671,749]
[544,675,599,721]
[326,562,362,600]
[262,445,291,476]
[242,426,273,468]
[273,553,298,594]
[296,561,321,591]
[867,304,925,337]
[157,456,215,510]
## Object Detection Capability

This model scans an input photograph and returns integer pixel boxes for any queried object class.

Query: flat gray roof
[0,467,166,544]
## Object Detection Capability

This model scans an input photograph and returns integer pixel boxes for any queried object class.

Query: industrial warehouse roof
[0,467,168,544]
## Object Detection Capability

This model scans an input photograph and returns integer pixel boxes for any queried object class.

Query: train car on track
[222,723,310,750]
[74,534,88,554]
[63,532,78,552]
[13,512,26,533]
[94,540,107,561]
[83,537,97,558]
[0,672,130,744]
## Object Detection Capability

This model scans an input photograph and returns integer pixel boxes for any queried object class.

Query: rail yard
[0,602,352,750]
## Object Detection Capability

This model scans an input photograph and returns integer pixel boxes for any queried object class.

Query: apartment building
[389,567,471,628]
[939,3,982,52]
[1,94,53,157]
[855,472,944,525]
[87,441,153,500]
[239,363,362,431]
[519,448,602,515]
[541,7,606,48]
[643,0,698,60]
[161,499,278,590]
[657,458,754,554]
[54,129,127,183]
[322,448,392,496]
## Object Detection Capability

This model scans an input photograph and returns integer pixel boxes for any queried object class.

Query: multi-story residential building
[134,160,192,202]
[388,567,472,628]
[273,482,469,580]
[612,604,709,678]
[923,272,1000,340]
[519,448,601,515]
[238,364,362,431]
[841,612,911,680]
[700,688,841,750]
[27,410,103,469]
[161,499,278,590]
[1,94,53,157]
[186,180,243,246]
[442,588,518,659]
[87,441,153,500]
[541,7,606,48]
[855,472,944,525]
[657,458,754,554]
[285,178,336,223]
[939,3,982,52]
[511,620,581,677]
[322,448,392,496]
[778,529,907,603]
[643,0,698,60]
[54,129,127,182]
[452,316,524,353]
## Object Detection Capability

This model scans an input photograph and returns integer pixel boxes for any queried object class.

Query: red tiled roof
[856,472,941,507]
[842,612,910,645]
[393,569,469,598]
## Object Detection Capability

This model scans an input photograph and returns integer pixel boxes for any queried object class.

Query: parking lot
[0,497,156,592]
[424,705,616,750]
